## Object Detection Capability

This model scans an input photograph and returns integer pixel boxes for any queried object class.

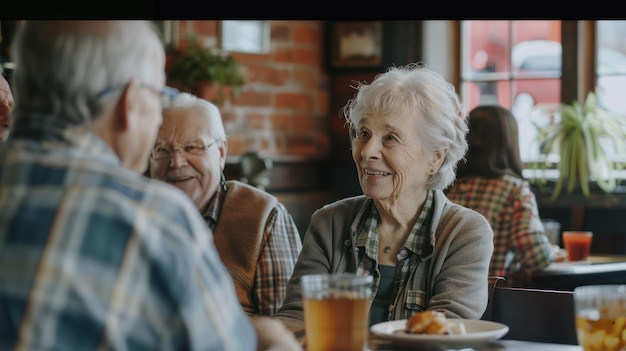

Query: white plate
[370,319,509,347]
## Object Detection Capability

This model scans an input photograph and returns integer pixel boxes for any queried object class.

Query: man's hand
[251,316,303,351]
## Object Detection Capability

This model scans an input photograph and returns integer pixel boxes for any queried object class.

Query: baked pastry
[406,310,449,335]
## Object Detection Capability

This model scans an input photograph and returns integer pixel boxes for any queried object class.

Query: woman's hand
[552,245,568,262]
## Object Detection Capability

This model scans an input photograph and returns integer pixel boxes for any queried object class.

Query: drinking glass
[301,273,373,351]
[573,284,626,351]
[562,231,593,261]
[541,218,561,246]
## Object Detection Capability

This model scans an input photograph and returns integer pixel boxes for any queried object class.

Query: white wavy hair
[342,63,469,190]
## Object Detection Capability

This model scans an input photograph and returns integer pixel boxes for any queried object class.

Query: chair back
[488,286,578,345]
[481,276,505,321]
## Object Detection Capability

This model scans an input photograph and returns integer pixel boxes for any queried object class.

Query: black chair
[487,286,578,345]
[481,276,505,321]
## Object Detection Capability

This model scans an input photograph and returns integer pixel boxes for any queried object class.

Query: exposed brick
[225,135,247,156]
[246,65,289,86]
[171,20,330,159]
[295,47,321,66]
[271,114,289,131]
[231,52,272,65]
[246,113,270,130]
[236,90,272,106]
[290,114,314,133]
[221,110,238,123]
[193,21,218,36]
[275,93,313,110]
[292,69,319,90]
[272,48,293,64]
[271,23,290,41]
[293,24,321,45]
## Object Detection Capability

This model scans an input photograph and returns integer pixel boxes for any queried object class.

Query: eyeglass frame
[96,82,180,106]
[150,139,221,160]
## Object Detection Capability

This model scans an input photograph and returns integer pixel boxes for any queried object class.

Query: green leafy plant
[530,90,626,200]
[168,34,245,104]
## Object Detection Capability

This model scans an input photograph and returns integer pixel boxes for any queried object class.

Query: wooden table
[528,254,626,290]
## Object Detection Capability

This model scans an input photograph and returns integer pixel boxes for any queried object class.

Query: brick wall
[172,21,330,159]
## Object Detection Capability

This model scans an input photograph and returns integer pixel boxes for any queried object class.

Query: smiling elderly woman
[273,63,494,334]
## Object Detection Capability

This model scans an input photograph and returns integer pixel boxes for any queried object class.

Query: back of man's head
[11,21,164,128]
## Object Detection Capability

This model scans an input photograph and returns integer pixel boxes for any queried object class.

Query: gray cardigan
[274,190,494,333]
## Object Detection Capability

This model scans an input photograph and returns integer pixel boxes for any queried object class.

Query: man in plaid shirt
[0,20,300,351]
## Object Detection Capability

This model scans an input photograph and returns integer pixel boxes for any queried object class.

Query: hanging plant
[167,34,245,105]
[530,90,626,200]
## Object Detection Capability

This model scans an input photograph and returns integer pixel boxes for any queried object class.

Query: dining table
[527,253,626,290]
[369,337,583,350]
[366,316,583,351]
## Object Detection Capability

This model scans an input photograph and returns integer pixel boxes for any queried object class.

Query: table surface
[533,254,626,276]
[370,338,582,350]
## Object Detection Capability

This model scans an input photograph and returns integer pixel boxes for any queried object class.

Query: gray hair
[11,20,164,126]
[342,63,469,190]
[164,92,227,141]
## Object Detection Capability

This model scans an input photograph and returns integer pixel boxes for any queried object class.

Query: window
[220,20,269,54]
[596,21,626,117]
[460,20,562,164]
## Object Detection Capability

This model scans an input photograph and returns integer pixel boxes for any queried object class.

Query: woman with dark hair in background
[446,105,564,286]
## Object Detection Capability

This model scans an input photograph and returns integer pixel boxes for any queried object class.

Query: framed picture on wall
[329,21,383,69]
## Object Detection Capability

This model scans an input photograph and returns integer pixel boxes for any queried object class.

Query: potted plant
[530,90,626,200]
[167,34,246,105]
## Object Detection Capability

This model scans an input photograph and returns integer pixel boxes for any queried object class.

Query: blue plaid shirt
[0,114,256,350]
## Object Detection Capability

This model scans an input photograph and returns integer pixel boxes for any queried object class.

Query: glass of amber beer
[301,273,373,351]
[574,284,626,351]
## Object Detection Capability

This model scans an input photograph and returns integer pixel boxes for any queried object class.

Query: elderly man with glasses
[148,92,303,317]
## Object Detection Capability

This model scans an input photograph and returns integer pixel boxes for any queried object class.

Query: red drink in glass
[562,231,593,261]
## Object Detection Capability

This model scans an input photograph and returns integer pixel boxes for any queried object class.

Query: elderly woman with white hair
[274,63,494,334]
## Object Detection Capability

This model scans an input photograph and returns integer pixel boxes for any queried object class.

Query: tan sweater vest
[213,180,277,315]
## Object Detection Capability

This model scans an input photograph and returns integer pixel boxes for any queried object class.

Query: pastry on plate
[405,310,466,335]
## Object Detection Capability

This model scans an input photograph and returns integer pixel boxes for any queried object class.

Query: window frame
[454,20,599,171]
[454,20,597,109]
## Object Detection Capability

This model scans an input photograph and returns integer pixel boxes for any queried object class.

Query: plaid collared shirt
[446,174,554,278]
[0,114,256,350]
[355,191,434,321]
[203,182,302,316]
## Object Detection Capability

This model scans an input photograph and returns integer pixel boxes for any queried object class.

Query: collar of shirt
[356,190,435,261]
[8,113,123,167]
[201,182,226,231]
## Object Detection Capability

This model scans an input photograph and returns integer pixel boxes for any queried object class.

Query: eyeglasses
[143,84,180,107]
[151,139,220,160]
[96,82,180,107]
